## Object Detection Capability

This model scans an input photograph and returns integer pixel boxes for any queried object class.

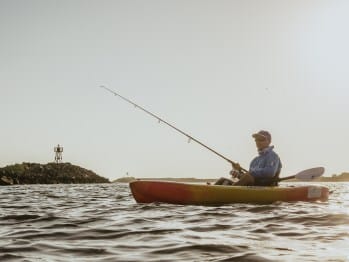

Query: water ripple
[0,182,348,261]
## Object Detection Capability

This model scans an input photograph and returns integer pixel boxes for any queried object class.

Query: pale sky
[1,1,348,180]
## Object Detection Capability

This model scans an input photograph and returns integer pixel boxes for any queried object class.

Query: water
[1,183,348,261]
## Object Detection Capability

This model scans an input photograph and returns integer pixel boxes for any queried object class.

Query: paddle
[278,167,325,182]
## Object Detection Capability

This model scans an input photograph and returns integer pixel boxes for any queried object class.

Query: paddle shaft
[278,175,297,182]
[100,86,248,173]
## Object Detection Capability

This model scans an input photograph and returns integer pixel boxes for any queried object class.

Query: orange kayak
[129,180,329,205]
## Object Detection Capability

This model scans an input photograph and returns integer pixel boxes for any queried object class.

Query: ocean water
[0,182,348,262]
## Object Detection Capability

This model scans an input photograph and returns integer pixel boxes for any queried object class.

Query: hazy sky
[1,1,348,180]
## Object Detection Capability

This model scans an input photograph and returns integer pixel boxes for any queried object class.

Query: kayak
[129,180,329,205]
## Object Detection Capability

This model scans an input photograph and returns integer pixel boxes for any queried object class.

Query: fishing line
[100,85,247,172]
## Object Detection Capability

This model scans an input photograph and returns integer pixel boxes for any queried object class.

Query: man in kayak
[214,130,282,186]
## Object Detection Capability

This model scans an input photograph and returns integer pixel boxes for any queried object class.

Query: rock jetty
[0,162,110,185]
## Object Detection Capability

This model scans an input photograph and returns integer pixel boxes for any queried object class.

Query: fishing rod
[100,85,248,173]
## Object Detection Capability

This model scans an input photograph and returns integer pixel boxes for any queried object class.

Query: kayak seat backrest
[273,168,281,186]
[254,169,281,187]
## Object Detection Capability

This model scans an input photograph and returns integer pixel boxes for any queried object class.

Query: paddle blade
[294,167,325,181]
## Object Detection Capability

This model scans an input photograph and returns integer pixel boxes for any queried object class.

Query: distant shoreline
[114,173,349,183]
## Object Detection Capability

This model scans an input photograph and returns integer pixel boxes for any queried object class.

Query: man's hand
[232,162,241,171]
[229,169,241,178]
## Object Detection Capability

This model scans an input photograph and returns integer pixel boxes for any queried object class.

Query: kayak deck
[129,180,329,205]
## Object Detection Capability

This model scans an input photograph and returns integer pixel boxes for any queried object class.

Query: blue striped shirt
[249,146,282,178]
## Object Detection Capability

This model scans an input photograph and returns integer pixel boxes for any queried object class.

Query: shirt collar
[258,145,274,155]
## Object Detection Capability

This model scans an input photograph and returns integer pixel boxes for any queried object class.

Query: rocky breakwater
[0,162,110,185]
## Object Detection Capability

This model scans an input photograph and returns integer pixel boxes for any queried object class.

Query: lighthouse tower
[54,144,63,163]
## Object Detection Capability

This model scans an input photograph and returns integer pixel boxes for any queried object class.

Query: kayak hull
[129,180,329,205]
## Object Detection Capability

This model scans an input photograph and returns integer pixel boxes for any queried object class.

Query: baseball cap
[252,130,271,142]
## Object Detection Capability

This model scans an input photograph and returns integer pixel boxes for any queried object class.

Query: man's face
[254,136,270,151]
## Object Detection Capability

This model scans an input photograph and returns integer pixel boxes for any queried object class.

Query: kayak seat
[254,169,281,187]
